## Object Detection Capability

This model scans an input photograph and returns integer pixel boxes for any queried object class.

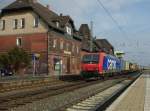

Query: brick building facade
[0,0,81,76]
[48,31,81,75]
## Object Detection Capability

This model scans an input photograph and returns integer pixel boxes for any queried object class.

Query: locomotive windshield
[82,54,99,63]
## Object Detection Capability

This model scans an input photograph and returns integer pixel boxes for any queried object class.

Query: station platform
[106,73,149,111]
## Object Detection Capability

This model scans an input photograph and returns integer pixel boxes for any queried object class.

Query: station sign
[64,51,71,55]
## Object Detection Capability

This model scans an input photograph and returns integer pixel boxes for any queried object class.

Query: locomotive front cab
[81,53,104,78]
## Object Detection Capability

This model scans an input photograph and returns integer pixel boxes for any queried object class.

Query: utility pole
[90,21,93,52]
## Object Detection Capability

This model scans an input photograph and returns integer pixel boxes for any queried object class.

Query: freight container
[103,55,121,73]
[124,61,130,71]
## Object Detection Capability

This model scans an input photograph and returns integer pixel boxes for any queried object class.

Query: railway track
[0,77,65,93]
[0,73,140,111]
[65,73,141,111]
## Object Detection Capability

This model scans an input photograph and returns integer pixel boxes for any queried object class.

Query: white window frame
[13,19,18,29]
[34,17,39,28]
[20,18,25,29]
[16,37,22,47]
[0,20,5,30]
[56,22,59,28]
[72,44,75,52]
[77,46,79,54]
[66,43,69,51]
[66,26,72,35]
[60,41,63,49]
[53,39,57,48]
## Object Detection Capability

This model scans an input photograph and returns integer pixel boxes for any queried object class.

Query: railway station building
[0,0,82,76]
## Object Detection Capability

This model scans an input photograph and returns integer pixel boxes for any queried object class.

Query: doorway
[53,58,62,75]
[67,57,70,74]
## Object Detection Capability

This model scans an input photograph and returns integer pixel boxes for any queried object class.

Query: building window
[13,19,18,29]
[72,44,75,52]
[16,38,22,47]
[53,39,57,48]
[56,22,59,28]
[77,46,79,54]
[66,26,72,35]
[20,18,25,29]
[34,17,39,28]
[0,20,5,30]
[60,41,63,49]
[66,43,69,51]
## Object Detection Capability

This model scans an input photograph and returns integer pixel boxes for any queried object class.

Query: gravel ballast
[11,79,125,111]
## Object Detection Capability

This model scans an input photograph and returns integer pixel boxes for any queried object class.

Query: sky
[0,0,150,66]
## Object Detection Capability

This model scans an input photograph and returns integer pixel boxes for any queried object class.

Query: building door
[53,58,62,75]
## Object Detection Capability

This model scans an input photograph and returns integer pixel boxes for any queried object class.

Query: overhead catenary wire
[96,0,130,41]
[96,0,145,64]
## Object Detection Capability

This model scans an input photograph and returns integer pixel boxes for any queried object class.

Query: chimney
[60,13,63,16]
[46,5,50,9]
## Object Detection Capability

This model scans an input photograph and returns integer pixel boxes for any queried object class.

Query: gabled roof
[52,15,76,32]
[1,0,64,32]
[3,0,32,10]
[94,39,114,54]
[1,0,81,39]
[81,40,99,52]
[95,39,114,49]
